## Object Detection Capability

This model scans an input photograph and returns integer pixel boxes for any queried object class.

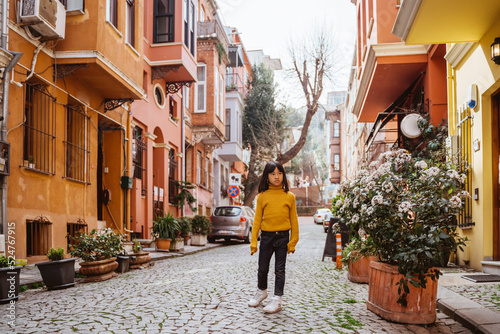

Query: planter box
[0,266,21,304]
[367,261,438,324]
[347,255,376,284]
[79,258,118,283]
[170,238,184,252]
[191,234,207,246]
[115,255,130,273]
[35,258,76,290]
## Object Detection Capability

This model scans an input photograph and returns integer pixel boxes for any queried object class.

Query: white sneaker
[248,289,268,307]
[263,296,282,313]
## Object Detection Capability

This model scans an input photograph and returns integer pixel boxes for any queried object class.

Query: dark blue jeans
[257,230,289,296]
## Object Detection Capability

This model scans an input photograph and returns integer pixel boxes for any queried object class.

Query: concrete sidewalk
[438,273,500,334]
[18,242,223,287]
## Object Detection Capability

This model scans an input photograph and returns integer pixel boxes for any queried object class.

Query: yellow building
[394,0,500,273]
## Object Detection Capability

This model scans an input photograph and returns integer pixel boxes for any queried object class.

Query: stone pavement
[0,217,496,333]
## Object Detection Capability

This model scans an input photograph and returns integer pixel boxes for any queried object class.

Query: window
[215,67,219,118]
[169,97,176,119]
[196,65,206,112]
[168,149,178,203]
[154,0,175,43]
[334,154,340,171]
[26,216,52,256]
[154,84,165,108]
[205,157,209,189]
[185,86,190,110]
[65,105,90,183]
[23,82,56,174]
[197,150,202,185]
[183,0,196,55]
[208,158,213,190]
[126,0,135,47]
[189,1,195,55]
[333,122,340,137]
[106,0,118,27]
[132,126,147,196]
[225,109,231,141]
[219,72,224,120]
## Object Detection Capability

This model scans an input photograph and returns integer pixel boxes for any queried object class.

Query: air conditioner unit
[19,0,66,39]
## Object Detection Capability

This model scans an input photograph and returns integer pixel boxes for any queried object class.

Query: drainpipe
[0,42,23,235]
[181,87,186,217]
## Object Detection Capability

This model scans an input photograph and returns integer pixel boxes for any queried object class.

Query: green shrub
[178,217,192,237]
[0,255,11,268]
[191,215,212,235]
[68,228,125,262]
[47,247,65,261]
[152,212,181,239]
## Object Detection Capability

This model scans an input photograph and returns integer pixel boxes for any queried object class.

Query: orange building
[4,0,144,262]
[130,0,198,239]
[349,0,447,163]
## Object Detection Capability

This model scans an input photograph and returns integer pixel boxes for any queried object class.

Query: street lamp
[491,38,500,65]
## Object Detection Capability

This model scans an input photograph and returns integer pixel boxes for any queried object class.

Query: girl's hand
[287,244,295,254]
[250,245,258,255]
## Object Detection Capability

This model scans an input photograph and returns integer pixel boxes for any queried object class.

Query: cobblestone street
[1,217,472,334]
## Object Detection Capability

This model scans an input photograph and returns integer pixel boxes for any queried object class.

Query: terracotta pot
[347,255,376,284]
[79,258,118,283]
[129,252,151,269]
[170,238,184,252]
[367,261,438,324]
[156,238,171,251]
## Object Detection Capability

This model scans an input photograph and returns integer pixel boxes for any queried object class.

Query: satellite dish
[401,114,423,139]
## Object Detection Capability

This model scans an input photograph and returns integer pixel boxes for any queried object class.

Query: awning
[365,72,425,149]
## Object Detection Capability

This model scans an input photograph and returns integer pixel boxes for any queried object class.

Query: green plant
[68,228,125,262]
[173,180,197,212]
[47,247,65,261]
[178,217,192,237]
[0,255,12,268]
[190,215,212,235]
[19,285,28,292]
[152,212,181,240]
[340,148,468,306]
[215,42,226,64]
[331,193,344,217]
[28,155,35,164]
[132,240,142,253]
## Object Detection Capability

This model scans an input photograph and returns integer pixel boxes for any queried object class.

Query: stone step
[481,261,500,275]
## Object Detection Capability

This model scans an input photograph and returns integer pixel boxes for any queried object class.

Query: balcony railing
[197,17,230,48]
[226,73,246,95]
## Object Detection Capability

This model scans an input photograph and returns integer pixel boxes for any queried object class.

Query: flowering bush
[69,228,126,263]
[339,149,467,305]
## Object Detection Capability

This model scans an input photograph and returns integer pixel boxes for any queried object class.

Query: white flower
[360,204,367,213]
[450,196,462,208]
[367,222,376,229]
[367,181,376,190]
[371,194,383,206]
[382,181,394,193]
[369,161,381,169]
[366,207,374,215]
[446,169,461,180]
[344,198,351,207]
[353,199,359,208]
[398,201,412,213]
[351,214,359,224]
[424,166,440,177]
[401,153,412,162]
[459,191,471,198]
[335,199,343,208]
[358,228,366,239]
[415,161,428,169]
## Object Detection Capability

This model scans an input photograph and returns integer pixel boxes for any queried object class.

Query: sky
[219,0,357,108]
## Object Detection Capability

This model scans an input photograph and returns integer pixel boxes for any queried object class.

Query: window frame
[106,0,118,27]
[153,0,175,44]
[65,105,90,184]
[126,0,136,48]
[196,64,207,113]
[333,154,340,171]
[333,122,340,138]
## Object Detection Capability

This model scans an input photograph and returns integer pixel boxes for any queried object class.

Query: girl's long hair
[258,161,290,193]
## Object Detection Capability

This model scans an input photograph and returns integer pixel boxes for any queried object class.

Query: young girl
[248,161,299,313]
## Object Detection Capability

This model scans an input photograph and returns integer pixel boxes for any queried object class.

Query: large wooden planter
[170,238,184,252]
[156,238,172,251]
[347,255,376,284]
[35,258,76,290]
[129,252,151,269]
[0,266,21,304]
[191,234,207,246]
[367,261,438,325]
[79,258,118,283]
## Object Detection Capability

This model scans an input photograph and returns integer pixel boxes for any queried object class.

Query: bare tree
[243,28,336,206]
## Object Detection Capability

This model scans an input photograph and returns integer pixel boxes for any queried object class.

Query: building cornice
[444,43,475,69]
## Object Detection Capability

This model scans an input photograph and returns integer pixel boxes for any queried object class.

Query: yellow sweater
[250,184,299,253]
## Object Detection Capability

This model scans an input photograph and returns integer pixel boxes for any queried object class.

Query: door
[494,92,500,260]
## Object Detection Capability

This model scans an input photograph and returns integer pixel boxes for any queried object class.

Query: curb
[437,286,500,333]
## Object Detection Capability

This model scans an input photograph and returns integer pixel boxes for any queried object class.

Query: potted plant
[339,148,467,324]
[178,216,192,245]
[28,155,35,169]
[0,255,22,304]
[69,228,125,282]
[152,212,181,251]
[190,215,212,246]
[129,240,151,269]
[35,247,76,290]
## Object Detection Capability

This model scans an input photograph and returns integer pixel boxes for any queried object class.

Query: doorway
[494,92,500,260]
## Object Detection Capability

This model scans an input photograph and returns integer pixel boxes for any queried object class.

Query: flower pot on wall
[169,237,184,252]
[79,258,118,283]
[191,234,207,246]
[35,258,76,290]
[347,255,376,284]
[367,261,438,325]
[0,266,21,304]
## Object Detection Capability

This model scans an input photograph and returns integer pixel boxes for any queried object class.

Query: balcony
[218,142,243,162]
[226,73,246,96]
[197,17,230,49]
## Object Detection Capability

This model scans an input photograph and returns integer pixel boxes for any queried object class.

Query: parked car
[208,206,255,243]
[323,211,333,233]
[313,208,331,224]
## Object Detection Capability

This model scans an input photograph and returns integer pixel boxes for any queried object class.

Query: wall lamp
[491,38,500,65]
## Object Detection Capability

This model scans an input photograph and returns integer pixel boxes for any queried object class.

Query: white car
[323,211,333,233]
[313,208,332,225]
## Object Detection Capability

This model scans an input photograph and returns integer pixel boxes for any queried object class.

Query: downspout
[181,86,186,217]
[125,106,132,238]
[1,0,23,234]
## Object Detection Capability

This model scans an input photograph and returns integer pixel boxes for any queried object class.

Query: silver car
[314,208,332,224]
[208,206,255,243]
